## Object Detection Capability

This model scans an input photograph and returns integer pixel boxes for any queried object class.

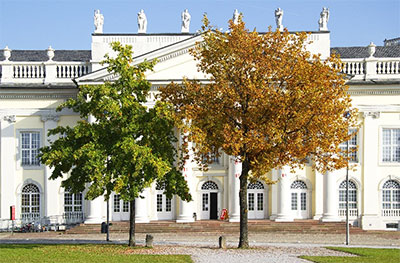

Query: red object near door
[10,205,15,220]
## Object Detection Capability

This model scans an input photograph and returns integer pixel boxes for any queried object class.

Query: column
[361,111,381,229]
[84,195,104,224]
[275,167,293,222]
[269,169,278,220]
[84,109,104,224]
[135,189,150,223]
[0,115,16,219]
[228,156,240,222]
[321,171,339,222]
[176,140,194,223]
[313,170,324,220]
[41,115,60,217]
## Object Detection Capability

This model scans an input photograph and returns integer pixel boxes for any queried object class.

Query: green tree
[160,16,357,248]
[40,42,191,247]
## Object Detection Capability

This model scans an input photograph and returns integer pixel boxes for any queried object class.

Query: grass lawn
[0,244,193,263]
[300,247,400,263]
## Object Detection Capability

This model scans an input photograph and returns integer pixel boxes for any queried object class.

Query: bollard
[219,235,226,249]
[145,234,154,248]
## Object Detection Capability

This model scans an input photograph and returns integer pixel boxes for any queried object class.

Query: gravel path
[0,231,398,263]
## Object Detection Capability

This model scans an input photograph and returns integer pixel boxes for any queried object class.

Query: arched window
[290,180,307,189]
[248,181,265,189]
[201,181,219,190]
[382,180,400,216]
[21,184,40,220]
[338,180,358,217]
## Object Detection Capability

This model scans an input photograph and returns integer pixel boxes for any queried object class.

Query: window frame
[17,129,43,170]
[380,127,400,164]
[339,128,359,163]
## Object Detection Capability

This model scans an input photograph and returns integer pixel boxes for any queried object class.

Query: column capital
[362,111,380,119]
[41,114,60,123]
[3,115,16,123]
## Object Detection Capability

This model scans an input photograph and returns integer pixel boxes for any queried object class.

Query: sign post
[10,205,15,235]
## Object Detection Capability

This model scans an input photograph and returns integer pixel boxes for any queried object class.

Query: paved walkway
[0,231,399,263]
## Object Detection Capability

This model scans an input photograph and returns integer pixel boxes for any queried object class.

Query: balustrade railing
[342,61,365,75]
[376,60,400,75]
[338,209,358,217]
[13,64,46,79]
[0,61,91,83]
[57,64,90,78]
[382,209,400,217]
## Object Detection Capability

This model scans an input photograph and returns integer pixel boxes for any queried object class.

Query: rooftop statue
[319,7,329,31]
[137,9,147,33]
[233,9,240,25]
[94,9,104,34]
[181,9,191,33]
[275,8,284,31]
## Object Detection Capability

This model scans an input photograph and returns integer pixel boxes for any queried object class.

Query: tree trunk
[238,158,250,248]
[128,199,136,247]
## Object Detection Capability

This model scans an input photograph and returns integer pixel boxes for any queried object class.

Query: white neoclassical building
[0,9,399,231]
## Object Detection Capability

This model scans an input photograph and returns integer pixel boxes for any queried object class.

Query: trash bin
[101,222,108,233]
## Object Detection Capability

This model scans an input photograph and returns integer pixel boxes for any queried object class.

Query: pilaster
[0,115,16,219]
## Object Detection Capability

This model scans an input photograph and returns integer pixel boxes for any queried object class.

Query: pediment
[75,34,208,85]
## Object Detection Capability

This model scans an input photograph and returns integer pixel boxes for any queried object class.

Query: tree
[159,16,357,248]
[40,42,191,247]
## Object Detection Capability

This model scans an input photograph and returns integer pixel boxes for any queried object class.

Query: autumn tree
[159,16,357,248]
[40,42,191,247]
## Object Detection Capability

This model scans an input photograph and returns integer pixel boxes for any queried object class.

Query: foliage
[300,247,400,262]
[0,244,193,263]
[40,42,191,246]
[159,15,357,248]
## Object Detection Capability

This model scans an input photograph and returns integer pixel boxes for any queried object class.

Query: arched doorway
[290,180,309,219]
[200,180,219,220]
[248,181,265,219]
[21,183,40,221]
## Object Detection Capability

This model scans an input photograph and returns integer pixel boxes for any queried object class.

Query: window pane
[300,193,306,210]
[165,198,172,212]
[202,193,208,211]
[248,193,254,211]
[113,195,120,212]
[257,193,263,211]
[157,194,162,212]
[123,201,129,212]
[291,193,297,210]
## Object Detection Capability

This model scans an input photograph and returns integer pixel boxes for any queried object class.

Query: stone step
[66,220,365,235]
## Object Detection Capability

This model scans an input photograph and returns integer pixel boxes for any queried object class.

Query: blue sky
[0,0,399,50]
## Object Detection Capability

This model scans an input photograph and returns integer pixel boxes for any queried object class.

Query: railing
[57,64,90,78]
[338,209,358,217]
[0,61,91,84]
[13,64,46,78]
[341,57,400,81]
[63,211,84,224]
[382,209,400,217]
[376,60,400,74]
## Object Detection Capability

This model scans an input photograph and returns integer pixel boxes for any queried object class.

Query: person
[275,8,283,31]
[138,9,147,33]
[94,10,104,34]
[181,9,191,33]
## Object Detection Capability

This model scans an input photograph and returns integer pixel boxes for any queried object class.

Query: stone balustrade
[341,57,400,81]
[0,60,91,84]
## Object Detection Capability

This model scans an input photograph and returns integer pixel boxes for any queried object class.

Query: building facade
[0,9,399,231]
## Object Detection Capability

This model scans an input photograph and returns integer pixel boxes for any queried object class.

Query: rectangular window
[248,193,254,211]
[113,195,120,213]
[300,193,306,211]
[257,193,264,211]
[122,201,129,212]
[291,193,297,210]
[21,132,40,166]
[202,193,208,211]
[165,198,172,212]
[157,194,163,212]
[339,129,358,162]
[382,128,400,162]
[382,190,391,209]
